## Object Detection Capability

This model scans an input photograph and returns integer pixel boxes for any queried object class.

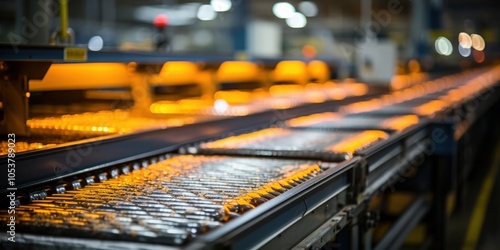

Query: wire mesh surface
[0,155,323,246]
[0,141,56,155]
[286,113,419,132]
[197,128,389,160]
[0,110,204,156]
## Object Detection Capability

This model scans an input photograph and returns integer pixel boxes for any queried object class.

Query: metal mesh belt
[1,155,322,246]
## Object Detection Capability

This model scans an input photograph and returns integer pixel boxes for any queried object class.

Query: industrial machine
[1,45,499,250]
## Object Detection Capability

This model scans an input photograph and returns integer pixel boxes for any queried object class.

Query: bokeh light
[88,36,103,51]
[299,1,318,17]
[273,2,295,19]
[214,99,229,113]
[211,0,232,12]
[458,44,471,57]
[286,12,307,28]
[153,14,168,28]
[458,32,472,49]
[197,4,217,21]
[473,50,485,63]
[471,34,485,51]
[435,37,453,56]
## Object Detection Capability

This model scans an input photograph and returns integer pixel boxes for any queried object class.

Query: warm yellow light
[339,99,383,114]
[223,163,321,210]
[214,91,252,104]
[202,128,287,149]
[414,100,448,116]
[216,61,262,82]
[380,115,419,131]
[286,112,342,127]
[391,75,410,90]
[159,61,200,81]
[273,61,309,85]
[327,130,389,154]
[179,99,212,110]
[307,60,330,83]
[30,63,131,91]
[150,102,181,114]
[269,84,303,97]
[152,61,215,98]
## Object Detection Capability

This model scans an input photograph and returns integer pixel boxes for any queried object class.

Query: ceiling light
[211,0,232,12]
[88,36,103,51]
[299,1,318,17]
[197,4,217,21]
[435,36,452,56]
[273,2,295,19]
[286,12,307,28]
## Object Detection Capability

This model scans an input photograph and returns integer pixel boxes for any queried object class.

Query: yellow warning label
[64,48,87,61]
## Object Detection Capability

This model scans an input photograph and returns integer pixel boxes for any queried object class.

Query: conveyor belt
[0,110,209,156]
[0,155,323,247]
[194,128,389,161]
[0,141,55,155]
[286,113,420,132]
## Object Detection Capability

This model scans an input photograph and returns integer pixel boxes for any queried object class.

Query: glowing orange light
[391,75,410,90]
[307,60,330,83]
[380,115,419,131]
[273,61,309,86]
[216,61,264,83]
[202,128,288,149]
[304,85,327,103]
[328,88,347,100]
[30,63,131,91]
[414,100,448,116]
[302,45,317,60]
[341,83,369,96]
[286,112,342,127]
[340,99,383,114]
[158,61,202,84]
[269,84,304,97]
[408,59,421,73]
[327,130,389,154]
[214,91,252,104]
[223,164,320,212]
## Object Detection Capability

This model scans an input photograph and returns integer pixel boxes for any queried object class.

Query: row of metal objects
[2,155,322,246]
[1,67,499,248]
